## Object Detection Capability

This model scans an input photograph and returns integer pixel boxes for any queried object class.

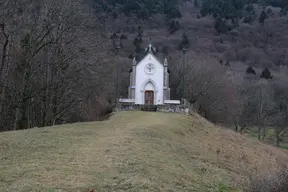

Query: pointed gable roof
[129,44,170,74]
[137,51,163,66]
[137,44,163,65]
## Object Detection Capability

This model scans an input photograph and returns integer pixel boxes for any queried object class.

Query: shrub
[79,96,114,121]
[218,183,230,192]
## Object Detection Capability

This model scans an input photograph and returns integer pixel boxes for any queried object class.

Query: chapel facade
[119,44,180,105]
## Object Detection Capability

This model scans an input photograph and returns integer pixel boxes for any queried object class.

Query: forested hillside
[91,0,182,20]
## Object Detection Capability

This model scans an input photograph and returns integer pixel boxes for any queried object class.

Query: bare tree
[0,0,111,131]
[180,53,240,125]
[0,0,29,119]
[272,80,288,147]
[273,113,288,147]
[239,79,276,140]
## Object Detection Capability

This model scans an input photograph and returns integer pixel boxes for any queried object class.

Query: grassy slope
[1,112,288,192]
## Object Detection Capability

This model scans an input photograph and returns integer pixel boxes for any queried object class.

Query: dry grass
[249,169,288,192]
[1,111,288,192]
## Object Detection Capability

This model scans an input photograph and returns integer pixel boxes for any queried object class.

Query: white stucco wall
[135,53,164,105]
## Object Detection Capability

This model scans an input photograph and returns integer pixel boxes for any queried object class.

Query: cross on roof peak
[148,44,153,51]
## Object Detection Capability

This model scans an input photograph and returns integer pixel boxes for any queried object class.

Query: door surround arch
[140,79,158,105]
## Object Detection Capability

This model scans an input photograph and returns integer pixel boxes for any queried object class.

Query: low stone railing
[157,104,189,114]
[115,104,142,111]
[118,98,135,103]
[115,103,192,115]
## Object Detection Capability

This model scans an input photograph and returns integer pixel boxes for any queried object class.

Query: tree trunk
[14,66,29,130]
[0,31,10,114]
[13,108,20,131]
[0,23,9,74]
[220,34,223,43]
[257,127,261,140]
[240,125,246,135]
[276,134,280,147]
[262,127,267,140]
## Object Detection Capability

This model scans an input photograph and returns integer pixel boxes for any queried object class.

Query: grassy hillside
[1,112,287,192]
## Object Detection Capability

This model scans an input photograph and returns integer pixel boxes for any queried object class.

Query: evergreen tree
[110,31,127,49]
[128,54,134,59]
[169,20,180,34]
[243,15,254,24]
[260,68,273,79]
[280,6,288,17]
[243,4,256,24]
[259,10,268,25]
[194,0,199,7]
[179,32,189,50]
[201,0,246,32]
[219,59,223,65]
[201,0,246,22]
[110,33,118,49]
[162,46,169,56]
[133,26,144,59]
[214,17,230,35]
[245,4,255,13]
[225,61,231,67]
[119,34,127,49]
[266,8,273,17]
[133,36,142,54]
[96,0,182,20]
[246,66,256,75]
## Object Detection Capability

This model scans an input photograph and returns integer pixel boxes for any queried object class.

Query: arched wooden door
[144,91,154,105]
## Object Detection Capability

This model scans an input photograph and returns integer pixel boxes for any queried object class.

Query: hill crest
[0,111,287,191]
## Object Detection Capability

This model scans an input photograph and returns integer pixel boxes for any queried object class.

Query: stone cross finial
[148,44,152,52]
[164,57,168,66]
[132,57,136,66]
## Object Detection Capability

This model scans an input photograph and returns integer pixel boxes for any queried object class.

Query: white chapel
[119,44,180,105]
